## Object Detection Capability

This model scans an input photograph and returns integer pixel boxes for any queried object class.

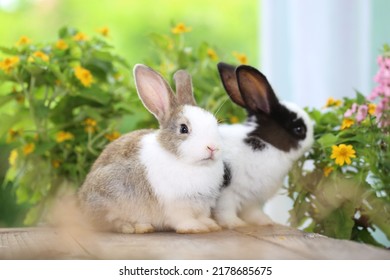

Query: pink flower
[344,103,358,118]
[376,97,389,114]
[375,97,389,127]
[374,69,390,85]
[356,105,368,123]
[385,86,390,97]
[369,55,390,128]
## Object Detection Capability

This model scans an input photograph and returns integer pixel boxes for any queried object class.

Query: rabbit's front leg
[165,201,210,234]
[240,202,274,226]
[213,190,247,229]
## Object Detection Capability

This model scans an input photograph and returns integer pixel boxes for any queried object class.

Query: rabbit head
[134,64,222,165]
[217,62,314,160]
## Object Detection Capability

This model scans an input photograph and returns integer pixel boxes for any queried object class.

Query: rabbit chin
[180,151,222,166]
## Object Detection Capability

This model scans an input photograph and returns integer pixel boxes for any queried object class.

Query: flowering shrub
[0,27,135,224]
[287,45,390,247]
[0,24,248,225]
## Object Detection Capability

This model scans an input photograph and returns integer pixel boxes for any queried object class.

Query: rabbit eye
[293,125,306,137]
[179,124,189,134]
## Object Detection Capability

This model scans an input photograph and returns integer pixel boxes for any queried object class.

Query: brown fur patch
[77,129,163,232]
[157,106,190,157]
[91,129,153,170]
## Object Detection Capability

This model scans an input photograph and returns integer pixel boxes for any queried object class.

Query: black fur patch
[243,106,307,152]
[221,162,232,188]
[244,136,267,151]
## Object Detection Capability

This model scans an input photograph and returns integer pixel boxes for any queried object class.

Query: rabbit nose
[207,145,218,152]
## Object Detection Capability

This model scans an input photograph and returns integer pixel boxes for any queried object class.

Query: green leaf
[197,42,210,60]
[0,112,29,138]
[0,46,19,55]
[355,91,366,104]
[24,64,47,76]
[149,33,172,50]
[33,142,57,156]
[58,26,77,39]
[0,94,14,107]
[33,100,50,120]
[317,133,338,148]
[91,50,114,62]
[321,202,355,239]
[78,87,111,105]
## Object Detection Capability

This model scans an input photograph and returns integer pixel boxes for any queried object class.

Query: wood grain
[0,225,389,260]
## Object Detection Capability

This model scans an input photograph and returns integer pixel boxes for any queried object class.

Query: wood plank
[1,226,389,260]
[235,225,390,259]
[0,228,90,259]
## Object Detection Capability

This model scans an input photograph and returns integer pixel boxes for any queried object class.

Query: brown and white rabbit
[78,64,224,234]
[214,63,314,228]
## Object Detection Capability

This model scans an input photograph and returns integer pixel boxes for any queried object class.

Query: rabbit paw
[175,220,211,234]
[216,216,247,229]
[198,217,222,232]
[241,208,274,226]
[135,223,155,234]
[118,222,135,234]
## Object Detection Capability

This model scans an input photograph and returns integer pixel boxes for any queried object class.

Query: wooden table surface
[1,224,389,260]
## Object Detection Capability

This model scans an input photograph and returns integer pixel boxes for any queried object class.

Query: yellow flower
[113,72,123,81]
[7,128,22,143]
[323,166,334,177]
[368,103,377,115]
[171,23,192,34]
[0,56,20,73]
[56,131,74,143]
[73,32,88,41]
[324,97,342,108]
[233,52,248,64]
[52,159,61,169]
[31,51,50,62]
[340,118,354,130]
[9,149,18,166]
[74,66,94,87]
[98,27,110,37]
[330,144,356,166]
[55,39,68,50]
[84,118,97,133]
[229,116,240,124]
[23,143,35,155]
[207,48,218,61]
[16,36,31,46]
[105,131,121,142]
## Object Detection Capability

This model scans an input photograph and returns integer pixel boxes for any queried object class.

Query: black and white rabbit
[215,63,314,228]
[78,64,224,234]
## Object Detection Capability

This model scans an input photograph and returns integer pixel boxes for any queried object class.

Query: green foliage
[287,88,390,247]
[0,27,135,225]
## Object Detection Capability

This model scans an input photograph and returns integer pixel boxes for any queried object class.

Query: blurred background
[0,0,259,68]
[0,0,389,235]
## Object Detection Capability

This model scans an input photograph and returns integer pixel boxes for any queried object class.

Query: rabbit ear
[217,62,246,108]
[173,69,197,106]
[134,64,176,124]
[236,65,279,114]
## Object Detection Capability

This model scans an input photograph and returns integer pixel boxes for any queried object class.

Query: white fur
[140,132,223,202]
[179,105,222,164]
[214,104,314,228]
